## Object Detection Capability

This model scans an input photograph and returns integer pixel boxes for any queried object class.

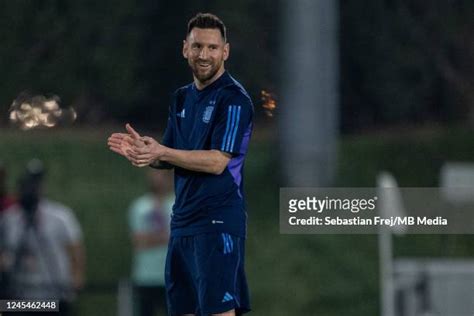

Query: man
[0,161,15,298]
[108,12,253,316]
[129,170,173,316]
[0,159,85,316]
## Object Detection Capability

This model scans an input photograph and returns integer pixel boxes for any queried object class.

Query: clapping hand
[107,124,165,167]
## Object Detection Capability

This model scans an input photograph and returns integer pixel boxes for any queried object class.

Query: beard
[189,59,222,84]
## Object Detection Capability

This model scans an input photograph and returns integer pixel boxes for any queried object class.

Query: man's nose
[199,47,209,59]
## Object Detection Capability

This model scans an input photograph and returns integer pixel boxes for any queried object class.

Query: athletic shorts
[165,233,251,316]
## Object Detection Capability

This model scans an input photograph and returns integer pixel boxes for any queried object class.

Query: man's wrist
[149,147,173,169]
[158,146,171,163]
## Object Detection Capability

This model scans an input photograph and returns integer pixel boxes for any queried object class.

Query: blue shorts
[165,233,251,316]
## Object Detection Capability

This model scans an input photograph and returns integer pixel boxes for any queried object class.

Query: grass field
[0,126,473,315]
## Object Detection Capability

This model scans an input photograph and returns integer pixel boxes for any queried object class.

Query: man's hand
[107,123,146,162]
[107,132,133,157]
[128,136,167,167]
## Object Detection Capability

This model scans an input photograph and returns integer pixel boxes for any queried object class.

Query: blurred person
[129,170,173,316]
[108,13,253,316]
[0,161,15,213]
[0,161,15,298]
[0,159,85,316]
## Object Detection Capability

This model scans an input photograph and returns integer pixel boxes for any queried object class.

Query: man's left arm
[129,92,253,174]
[129,137,231,174]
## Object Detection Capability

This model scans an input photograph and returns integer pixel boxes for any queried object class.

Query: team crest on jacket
[202,106,214,123]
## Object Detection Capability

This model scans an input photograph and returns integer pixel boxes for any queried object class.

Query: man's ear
[223,42,230,61]
[183,40,188,58]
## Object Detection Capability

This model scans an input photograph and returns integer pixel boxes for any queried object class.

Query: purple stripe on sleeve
[228,154,245,190]
[238,123,252,154]
[226,123,253,195]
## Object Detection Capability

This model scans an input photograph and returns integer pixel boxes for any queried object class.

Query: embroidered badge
[202,106,214,123]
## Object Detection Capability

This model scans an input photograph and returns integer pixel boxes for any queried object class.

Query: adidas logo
[222,292,233,303]
[177,108,186,118]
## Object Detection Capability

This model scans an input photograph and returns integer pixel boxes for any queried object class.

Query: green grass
[0,126,473,316]
[76,292,117,315]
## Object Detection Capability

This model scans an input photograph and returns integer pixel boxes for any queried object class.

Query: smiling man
[108,13,253,316]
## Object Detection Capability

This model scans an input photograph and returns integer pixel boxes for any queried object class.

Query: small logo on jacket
[202,106,214,123]
[177,108,185,118]
[222,292,234,303]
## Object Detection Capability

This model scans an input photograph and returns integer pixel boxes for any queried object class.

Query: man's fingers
[110,132,127,138]
[124,136,136,147]
[135,161,151,167]
[107,138,121,146]
[133,153,153,161]
[109,144,124,153]
[125,123,141,140]
[128,151,153,165]
[126,150,138,161]
[108,133,127,141]
[132,160,149,167]
[131,146,149,155]
[142,136,157,145]
[108,138,123,147]
[108,131,147,164]
[110,144,128,154]
[109,146,125,156]
[122,135,144,148]
[130,159,149,168]
[128,151,143,160]
[108,137,132,151]
[108,133,131,148]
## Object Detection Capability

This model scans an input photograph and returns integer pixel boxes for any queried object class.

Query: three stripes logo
[222,292,234,303]
[221,105,241,152]
[177,108,185,118]
[221,233,234,254]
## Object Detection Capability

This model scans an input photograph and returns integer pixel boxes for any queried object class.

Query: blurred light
[44,100,59,111]
[8,92,77,130]
[261,90,277,117]
[9,111,17,122]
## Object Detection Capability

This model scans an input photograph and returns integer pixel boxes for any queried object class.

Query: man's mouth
[197,62,211,70]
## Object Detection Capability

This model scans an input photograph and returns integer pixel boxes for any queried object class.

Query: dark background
[1,1,473,315]
[1,0,472,132]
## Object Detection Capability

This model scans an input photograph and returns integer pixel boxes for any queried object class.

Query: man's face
[183,28,229,85]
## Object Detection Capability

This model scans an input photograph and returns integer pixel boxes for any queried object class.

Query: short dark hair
[187,13,227,42]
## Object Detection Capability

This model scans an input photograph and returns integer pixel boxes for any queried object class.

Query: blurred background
[0,0,473,315]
